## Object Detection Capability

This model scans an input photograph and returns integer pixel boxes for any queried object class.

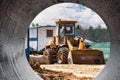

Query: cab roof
[55,19,77,24]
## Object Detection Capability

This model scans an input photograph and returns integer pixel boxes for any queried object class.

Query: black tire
[44,49,53,64]
[57,47,69,64]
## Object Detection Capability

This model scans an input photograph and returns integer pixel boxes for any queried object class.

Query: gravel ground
[30,62,104,80]
[41,64,105,78]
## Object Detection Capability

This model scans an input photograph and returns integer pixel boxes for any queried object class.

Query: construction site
[27,20,106,80]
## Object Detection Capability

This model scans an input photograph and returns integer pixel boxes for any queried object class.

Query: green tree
[32,23,35,27]
[85,26,95,41]
[36,23,39,27]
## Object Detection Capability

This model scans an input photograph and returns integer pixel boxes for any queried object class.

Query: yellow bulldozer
[43,19,105,64]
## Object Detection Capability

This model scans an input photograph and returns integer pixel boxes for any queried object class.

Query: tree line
[75,25,110,42]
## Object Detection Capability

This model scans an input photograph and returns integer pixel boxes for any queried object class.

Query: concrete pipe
[0,0,120,80]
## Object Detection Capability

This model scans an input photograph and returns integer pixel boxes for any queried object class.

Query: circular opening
[25,3,110,80]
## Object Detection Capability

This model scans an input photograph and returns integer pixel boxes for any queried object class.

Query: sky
[30,3,107,28]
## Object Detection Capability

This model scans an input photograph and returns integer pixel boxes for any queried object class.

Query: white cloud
[30,3,107,28]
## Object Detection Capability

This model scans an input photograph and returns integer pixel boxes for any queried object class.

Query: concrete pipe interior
[0,0,120,80]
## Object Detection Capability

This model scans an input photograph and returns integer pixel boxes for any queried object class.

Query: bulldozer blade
[68,49,105,64]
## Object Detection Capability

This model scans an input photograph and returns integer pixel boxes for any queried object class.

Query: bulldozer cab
[56,20,77,43]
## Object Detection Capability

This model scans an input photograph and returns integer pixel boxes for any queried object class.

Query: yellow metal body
[79,38,85,49]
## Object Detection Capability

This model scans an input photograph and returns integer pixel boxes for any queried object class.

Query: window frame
[46,29,53,37]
